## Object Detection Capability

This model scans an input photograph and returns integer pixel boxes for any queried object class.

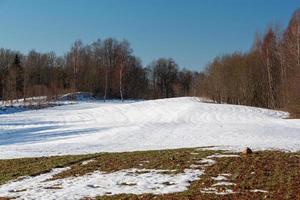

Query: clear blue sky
[0,0,299,70]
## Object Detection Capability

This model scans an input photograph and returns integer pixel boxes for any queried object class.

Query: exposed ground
[0,148,299,200]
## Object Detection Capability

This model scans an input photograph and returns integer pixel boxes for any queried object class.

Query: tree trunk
[119,64,124,102]
[266,49,275,108]
[297,25,300,67]
[104,66,108,102]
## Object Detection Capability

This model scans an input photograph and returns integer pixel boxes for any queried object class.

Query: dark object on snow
[242,147,253,155]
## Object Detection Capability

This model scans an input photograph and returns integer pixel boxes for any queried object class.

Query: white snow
[209,173,236,192]
[0,167,203,200]
[195,158,217,166]
[81,159,95,165]
[58,92,94,101]
[189,164,202,169]
[0,96,73,115]
[200,187,236,195]
[212,175,228,181]
[250,189,268,193]
[0,97,300,159]
[220,173,232,176]
[0,153,269,199]
[212,182,236,186]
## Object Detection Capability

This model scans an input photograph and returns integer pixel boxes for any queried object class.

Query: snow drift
[0,97,299,159]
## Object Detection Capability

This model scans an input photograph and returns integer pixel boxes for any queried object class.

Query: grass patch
[0,149,299,200]
[200,151,300,199]
[51,148,218,180]
[96,151,300,200]
[0,148,218,186]
[0,154,95,186]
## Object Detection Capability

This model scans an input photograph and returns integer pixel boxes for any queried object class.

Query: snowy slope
[0,97,299,159]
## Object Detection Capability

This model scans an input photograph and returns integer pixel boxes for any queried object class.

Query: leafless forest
[0,9,299,115]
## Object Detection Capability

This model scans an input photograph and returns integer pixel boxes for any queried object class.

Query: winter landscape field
[0,97,300,199]
[1,1,300,200]
[0,97,299,159]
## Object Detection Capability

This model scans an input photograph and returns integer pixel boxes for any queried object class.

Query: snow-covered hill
[0,97,299,159]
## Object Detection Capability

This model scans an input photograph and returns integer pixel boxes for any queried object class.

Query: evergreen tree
[13,54,24,98]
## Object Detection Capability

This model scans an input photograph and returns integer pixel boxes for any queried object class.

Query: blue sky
[0,0,299,70]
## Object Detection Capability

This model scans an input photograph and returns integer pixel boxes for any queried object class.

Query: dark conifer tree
[13,54,24,98]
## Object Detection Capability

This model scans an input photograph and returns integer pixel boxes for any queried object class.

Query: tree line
[196,8,300,115]
[0,8,299,115]
[0,38,197,103]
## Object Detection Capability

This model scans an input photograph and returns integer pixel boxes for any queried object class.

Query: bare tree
[69,40,83,92]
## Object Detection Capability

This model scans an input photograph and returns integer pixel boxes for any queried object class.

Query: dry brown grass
[95,151,300,200]
[0,149,299,200]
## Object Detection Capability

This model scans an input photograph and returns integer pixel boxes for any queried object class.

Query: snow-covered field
[0,97,300,159]
[0,152,239,199]
[0,152,271,199]
[0,166,202,199]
